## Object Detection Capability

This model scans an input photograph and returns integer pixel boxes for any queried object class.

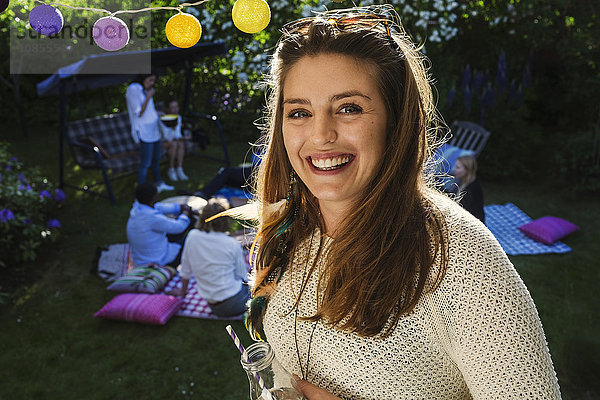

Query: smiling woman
[242,5,561,400]
[282,54,387,233]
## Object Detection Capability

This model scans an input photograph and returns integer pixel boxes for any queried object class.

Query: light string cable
[31,0,210,17]
[26,0,272,48]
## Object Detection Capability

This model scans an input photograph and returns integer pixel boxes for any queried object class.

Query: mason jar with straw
[226,325,306,400]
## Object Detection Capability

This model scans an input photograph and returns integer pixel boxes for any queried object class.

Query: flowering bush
[0,142,65,269]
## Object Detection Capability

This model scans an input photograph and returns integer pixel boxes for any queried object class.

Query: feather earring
[245,172,299,341]
[276,170,299,237]
[244,296,267,341]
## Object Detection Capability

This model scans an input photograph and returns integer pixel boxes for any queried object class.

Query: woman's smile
[307,153,355,173]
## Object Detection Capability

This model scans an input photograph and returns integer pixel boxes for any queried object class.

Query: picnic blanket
[484,203,572,255]
[96,242,251,320]
[94,243,135,282]
[162,249,251,320]
[162,275,244,320]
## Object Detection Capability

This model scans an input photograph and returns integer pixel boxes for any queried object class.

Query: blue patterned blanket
[484,203,571,255]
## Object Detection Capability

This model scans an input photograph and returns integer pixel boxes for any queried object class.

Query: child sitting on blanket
[168,198,250,317]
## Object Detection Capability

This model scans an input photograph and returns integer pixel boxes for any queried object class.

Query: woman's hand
[294,376,341,400]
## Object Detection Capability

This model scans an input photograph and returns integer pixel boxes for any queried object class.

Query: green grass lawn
[1,122,599,399]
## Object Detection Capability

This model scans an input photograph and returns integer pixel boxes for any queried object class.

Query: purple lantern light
[1,0,9,14]
[29,4,64,36]
[93,16,129,51]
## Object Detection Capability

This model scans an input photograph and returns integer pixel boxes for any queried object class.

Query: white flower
[252,53,267,63]
[415,19,428,29]
[237,72,249,83]
[300,6,314,18]
[231,51,246,69]
[429,29,441,42]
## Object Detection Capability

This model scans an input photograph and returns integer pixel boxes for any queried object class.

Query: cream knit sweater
[263,196,561,399]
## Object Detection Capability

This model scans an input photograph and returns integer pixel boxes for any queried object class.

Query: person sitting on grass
[168,198,250,317]
[452,155,485,223]
[126,182,193,267]
[159,99,190,182]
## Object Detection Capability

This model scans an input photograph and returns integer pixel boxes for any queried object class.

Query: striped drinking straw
[225,325,275,400]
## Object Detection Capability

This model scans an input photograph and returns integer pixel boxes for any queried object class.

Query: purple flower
[472,72,485,93]
[10,156,18,162]
[17,173,27,183]
[463,85,472,113]
[18,183,25,190]
[480,85,496,110]
[0,209,15,223]
[53,188,66,203]
[508,80,518,105]
[496,50,507,93]
[47,219,61,229]
[447,87,456,108]
[23,219,32,225]
[6,165,11,171]
[40,190,52,199]
[460,64,471,90]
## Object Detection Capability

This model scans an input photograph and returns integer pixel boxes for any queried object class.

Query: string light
[29,4,64,36]
[165,12,202,48]
[22,0,272,51]
[232,0,271,34]
[93,16,129,51]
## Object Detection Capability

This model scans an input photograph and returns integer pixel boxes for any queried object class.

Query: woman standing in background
[126,74,173,193]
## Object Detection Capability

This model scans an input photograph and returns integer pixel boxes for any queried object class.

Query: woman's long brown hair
[251,7,449,338]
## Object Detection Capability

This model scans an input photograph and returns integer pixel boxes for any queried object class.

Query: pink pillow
[518,216,579,245]
[94,293,183,325]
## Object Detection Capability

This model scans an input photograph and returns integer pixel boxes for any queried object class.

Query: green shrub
[0,142,65,269]
[555,127,600,194]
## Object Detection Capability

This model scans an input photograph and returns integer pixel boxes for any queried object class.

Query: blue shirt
[126,201,190,266]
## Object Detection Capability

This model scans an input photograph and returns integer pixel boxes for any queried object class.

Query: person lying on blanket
[168,198,250,317]
[126,182,193,267]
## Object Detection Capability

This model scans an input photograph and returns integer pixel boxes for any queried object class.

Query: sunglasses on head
[282,13,393,37]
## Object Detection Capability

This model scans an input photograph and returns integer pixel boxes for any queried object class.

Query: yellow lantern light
[166,12,202,48]
[232,0,271,34]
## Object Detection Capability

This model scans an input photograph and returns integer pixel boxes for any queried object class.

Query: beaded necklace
[293,231,319,381]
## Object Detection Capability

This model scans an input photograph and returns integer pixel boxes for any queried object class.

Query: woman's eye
[287,110,310,119]
[339,104,363,114]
